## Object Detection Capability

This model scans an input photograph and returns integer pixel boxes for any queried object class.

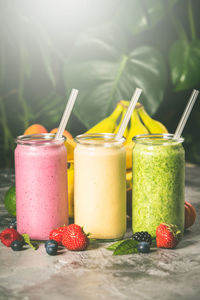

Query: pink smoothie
[15,134,68,240]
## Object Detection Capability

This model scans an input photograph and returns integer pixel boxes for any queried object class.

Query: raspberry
[0,228,22,247]
[62,224,89,251]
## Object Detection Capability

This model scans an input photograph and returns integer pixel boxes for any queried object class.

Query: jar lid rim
[16,133,65,146]
[133,133,184,145]
[75,133,125,146]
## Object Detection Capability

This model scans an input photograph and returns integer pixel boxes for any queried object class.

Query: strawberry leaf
[22,234,38,250]
[113,239,138,255]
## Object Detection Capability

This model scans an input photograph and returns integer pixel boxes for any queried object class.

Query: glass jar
[15,133,68,240]
[132,134,185,237]
[74,133,126,241]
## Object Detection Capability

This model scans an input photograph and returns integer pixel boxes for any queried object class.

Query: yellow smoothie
[74,134,126,240]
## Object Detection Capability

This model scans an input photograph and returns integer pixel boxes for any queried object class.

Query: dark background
[0,0,200,168]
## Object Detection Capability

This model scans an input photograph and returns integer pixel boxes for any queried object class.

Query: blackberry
[132,231,152,245]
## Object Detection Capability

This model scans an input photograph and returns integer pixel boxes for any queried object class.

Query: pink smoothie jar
[15,133,68,240]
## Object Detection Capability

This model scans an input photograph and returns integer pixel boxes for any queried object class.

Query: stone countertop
[0,166,200,300]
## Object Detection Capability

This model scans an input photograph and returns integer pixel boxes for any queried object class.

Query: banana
[113,101,143,139]
[124,141,134,170]
[86,102,123,134]
[114,106,129,138]
[126,110,149,142]
[126,169,132,190]
[138,105,168,134]
[120,100,142,110]
[64,138,76,162]
[125,110,149,169]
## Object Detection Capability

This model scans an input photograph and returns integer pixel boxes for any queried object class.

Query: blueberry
[45,240,58,256]
[137,242,150,253]
[11,240,24,251]
[45,240,58,249]
[9,218,17,229]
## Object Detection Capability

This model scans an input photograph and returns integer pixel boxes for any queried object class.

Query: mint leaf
[22,234,38,250]
[107,239,128,251]
[113,239,138,256]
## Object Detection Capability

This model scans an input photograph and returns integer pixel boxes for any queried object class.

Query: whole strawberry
[49,226,67,245]
[0,228,22,247]
[156,223,182,249]
[62,224,89,251]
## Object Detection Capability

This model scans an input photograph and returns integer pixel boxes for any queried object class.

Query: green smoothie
[132,134,185,237]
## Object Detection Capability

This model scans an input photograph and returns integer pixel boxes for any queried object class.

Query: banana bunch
[120,101,168,170]
[85,100,167,170]
[67,100,168,218]
[86,102,123,134]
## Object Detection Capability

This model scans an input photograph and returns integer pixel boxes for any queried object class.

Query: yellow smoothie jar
[74,133,126,241]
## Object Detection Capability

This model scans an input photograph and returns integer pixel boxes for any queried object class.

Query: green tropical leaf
[0,47,6,88]
[0,97,14,151]
[39,44,56,88]
[64,26,167,129]
[169,39,200,91]
[115,0,180,36]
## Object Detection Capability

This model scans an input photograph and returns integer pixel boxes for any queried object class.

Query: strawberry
[0,228,22,247]
[156,223,182,249]
[62,224,89,251]
[49,226,67,245]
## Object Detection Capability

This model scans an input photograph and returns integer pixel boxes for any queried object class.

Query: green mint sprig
[22,234,39,250]
[107,239,128,251]
[107,239,138,255]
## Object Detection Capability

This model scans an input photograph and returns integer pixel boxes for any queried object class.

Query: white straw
[116,88,142,140]
[55,89,79,140]
[173,89,199,140]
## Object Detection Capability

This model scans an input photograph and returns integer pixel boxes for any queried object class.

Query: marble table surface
[0,165,200,300]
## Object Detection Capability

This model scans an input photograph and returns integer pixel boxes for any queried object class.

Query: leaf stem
[188,0,196,40]
[107,55,128,114]
[0,97,13,151]
[170,13,188,43]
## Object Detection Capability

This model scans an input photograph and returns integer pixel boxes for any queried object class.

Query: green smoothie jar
[132,134,185,237]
